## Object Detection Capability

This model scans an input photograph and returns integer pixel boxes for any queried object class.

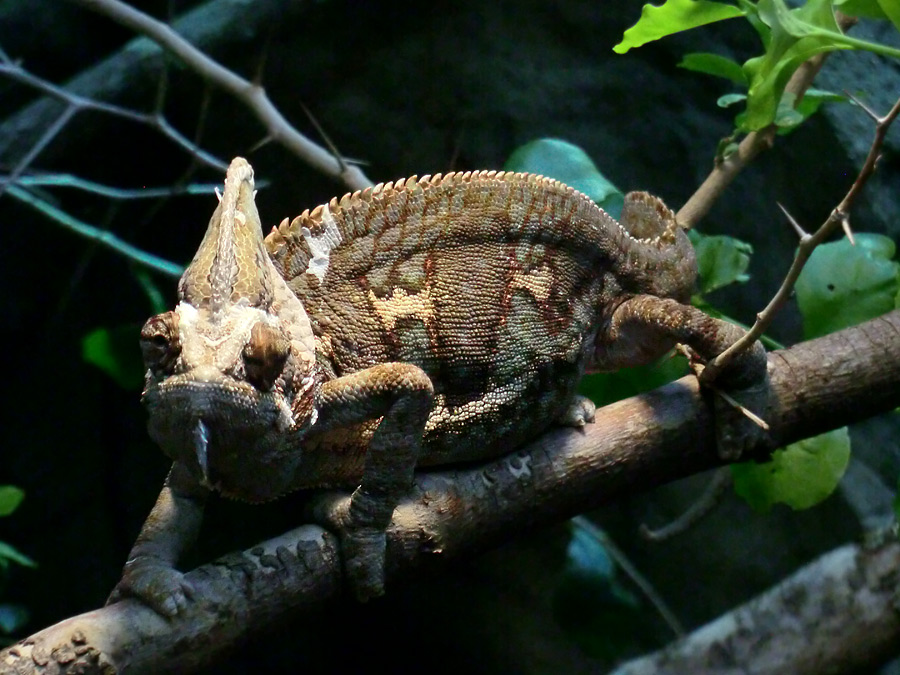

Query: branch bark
[4,310,900,674]
[612,538,900,675]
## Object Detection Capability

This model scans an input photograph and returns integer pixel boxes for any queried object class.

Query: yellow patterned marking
[368,285,436,332]
[509,264,554,303]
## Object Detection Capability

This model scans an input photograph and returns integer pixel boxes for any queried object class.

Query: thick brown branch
[4,310,900,674]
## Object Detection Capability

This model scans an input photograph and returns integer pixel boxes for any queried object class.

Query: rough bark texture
[612,538,900,675]
[2,310,900,674]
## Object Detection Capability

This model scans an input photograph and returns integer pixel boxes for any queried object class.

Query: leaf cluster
[0,487,34,638]
[616,0,900,134]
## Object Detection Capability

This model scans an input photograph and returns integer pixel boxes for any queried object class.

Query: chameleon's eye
[140,312,181,373]
[243,322,290,391]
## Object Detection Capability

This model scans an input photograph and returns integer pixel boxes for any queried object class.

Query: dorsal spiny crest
[619,191,680,246]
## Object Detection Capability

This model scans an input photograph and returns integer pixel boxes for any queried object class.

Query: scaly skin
[112,158,767,613]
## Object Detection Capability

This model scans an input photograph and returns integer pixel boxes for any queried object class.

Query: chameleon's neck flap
[179,157,275,317]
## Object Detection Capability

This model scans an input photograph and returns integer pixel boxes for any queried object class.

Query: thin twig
[676,52,830,229]
[571,516,685,637]
[706,96,900,378]
[0,106,75,200]
[0,60,228,172]
[8,185,184,278]
[2,173,223,199]
[639,469,732,543]
[68,0,374,191]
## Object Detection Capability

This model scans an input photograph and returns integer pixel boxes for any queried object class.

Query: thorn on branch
[834,209,855,244]
[253,31,273,87]
[249,135,274,153]
[301,102,349,175]
[844,91,881,123]
[777,202,808,239]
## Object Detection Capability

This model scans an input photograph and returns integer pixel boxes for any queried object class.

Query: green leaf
[795,233,900,339]
[741,1,842,130]
[82,325,145,390]
[836,0,900,32]
[732,427,851,512]
[0,604,30,634]
[504,139,625,216]
[835,0,886,18]
[579,355,688,407]
[717,93,747,108]
[742,0,900,131]
[679,52,747,84]
[877,0,900,31]
[688,230,752,294]
[614,0,744,54]
[775,88,847,133]
[0,487,24,517]
[566,520,615,579]
[0,542,36,569]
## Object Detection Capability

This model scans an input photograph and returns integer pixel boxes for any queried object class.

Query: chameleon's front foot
[314,487,395,601]
[341,526,387,601]
[108,556,193,618]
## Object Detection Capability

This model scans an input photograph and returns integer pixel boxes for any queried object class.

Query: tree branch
[65,0,373,191]
[612,537,900,675]
[0,0,300,163]
[674,50,830,230]
[704,94,900,378]
[4,308,900,674]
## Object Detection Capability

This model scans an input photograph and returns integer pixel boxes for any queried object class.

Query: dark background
[2,1,899,672]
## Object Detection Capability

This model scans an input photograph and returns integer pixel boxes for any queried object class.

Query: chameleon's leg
[313,362,434,600]
[605,295,770,459]
[108,461,208,616]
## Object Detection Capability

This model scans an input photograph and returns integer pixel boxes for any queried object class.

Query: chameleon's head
[140,158,318,499]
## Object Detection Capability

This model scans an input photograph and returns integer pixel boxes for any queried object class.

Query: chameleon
[115,157,767,615]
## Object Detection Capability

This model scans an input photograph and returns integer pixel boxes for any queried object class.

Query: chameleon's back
[266,171,688,465]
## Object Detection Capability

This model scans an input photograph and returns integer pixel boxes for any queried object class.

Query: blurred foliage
[795,233,900,339]
[505,138,626,217]
[0,486,34,640]
[617,0,900,133]
[732,427,851,511]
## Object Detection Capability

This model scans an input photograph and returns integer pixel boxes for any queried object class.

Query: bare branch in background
[7,184,183,278]
[67,0,374,191]
[0,57,228,175]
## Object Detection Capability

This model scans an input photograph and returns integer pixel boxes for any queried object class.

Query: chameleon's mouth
[143,376,290,431]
